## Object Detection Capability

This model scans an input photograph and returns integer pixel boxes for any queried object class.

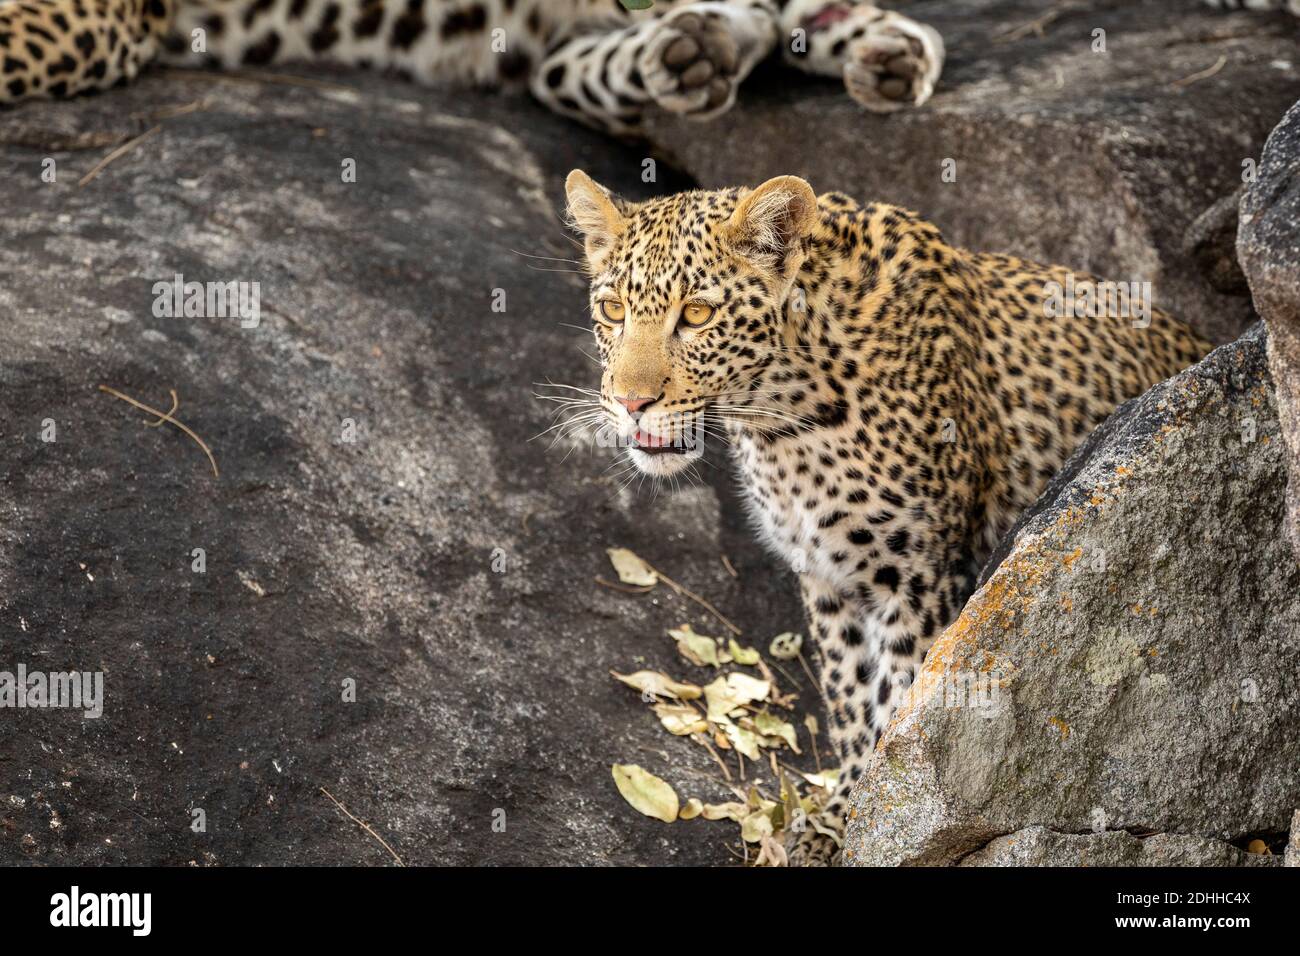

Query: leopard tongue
[634,429,672,448]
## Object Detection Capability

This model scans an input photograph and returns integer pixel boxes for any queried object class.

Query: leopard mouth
[630,428,691,455]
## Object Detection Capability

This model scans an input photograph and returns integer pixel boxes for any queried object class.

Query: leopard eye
[597,299,626,324]
[680,303,716,329]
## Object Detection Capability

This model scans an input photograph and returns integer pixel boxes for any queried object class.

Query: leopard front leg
[779,0,944,113]
[531,1,778,134]
[0,0,172,104]
[788,576,934,866]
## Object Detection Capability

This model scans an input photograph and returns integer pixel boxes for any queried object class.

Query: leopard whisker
[511,248,584,266]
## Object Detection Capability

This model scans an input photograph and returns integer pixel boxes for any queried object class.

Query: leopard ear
[726,176,817,268]
[565,170,627,261]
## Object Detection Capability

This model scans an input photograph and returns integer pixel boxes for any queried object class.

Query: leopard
[0,0,947,133]
[3,0,1294,137]
[561,168,1212,865]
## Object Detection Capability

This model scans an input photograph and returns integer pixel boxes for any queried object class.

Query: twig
[695,734,733,783]
[320,787,405,866]
[993,5,1071,43]
[143,389,179,427]
[642,560,741,636]
[635,744,672,763]
[795,650,819,689]
[138,99,208,122]
[78,125,161,188]
[1170,54,1227,89]
[805,725,822,773]
[720,554,738,579]
[98,385,219,478]
[764,657,803,692]
[723,842,747,862]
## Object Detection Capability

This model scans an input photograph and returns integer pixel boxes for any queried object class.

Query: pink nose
[616,394,659,414]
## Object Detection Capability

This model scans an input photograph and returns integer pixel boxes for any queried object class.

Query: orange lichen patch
[1060,596,1073,613]
[1130,603,1144,615]
[1048,716,1071,740]
[1147,647,1159,657]
[1115,465,1130,477]
[896,543,1058,729]
[1061,547,1083,569]
[1148,606,1159,617]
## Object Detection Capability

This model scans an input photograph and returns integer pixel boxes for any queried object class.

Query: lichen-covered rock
[1239,101,1300,561]
[843,326,1300,867]
[960,826,1277,868]
[1286,811,1300,867]
[647,0,1299,345]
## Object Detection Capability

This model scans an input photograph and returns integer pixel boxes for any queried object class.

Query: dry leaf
[679,797,704,820]
[741,806,776,843]
[669,624,724,668]
[611,670,703,700]
[727,639,760,666]
[802,768,839,791]
[653,702,709,736]
[606,548,657,587]
[778,765,801,830]
[611,764,679,823]
[769,632,803,660]
[721,719,763,760]
[703,672,772,722]
[701,801,746,822]
[754,710,801,753]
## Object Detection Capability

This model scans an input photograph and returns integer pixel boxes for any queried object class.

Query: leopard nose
[615,393,661,415]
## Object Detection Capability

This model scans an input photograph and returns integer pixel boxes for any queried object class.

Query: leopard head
[564,169,818,478]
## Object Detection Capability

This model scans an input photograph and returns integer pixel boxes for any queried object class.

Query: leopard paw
[640,9,743,119]
[843,19,944,113]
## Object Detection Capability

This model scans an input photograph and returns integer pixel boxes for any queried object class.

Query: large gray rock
[961,827,1277,868]
[646,0,1300,345]
[0,72,817,865]
[843,326,1300,867]
[1239,100,1300,561]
